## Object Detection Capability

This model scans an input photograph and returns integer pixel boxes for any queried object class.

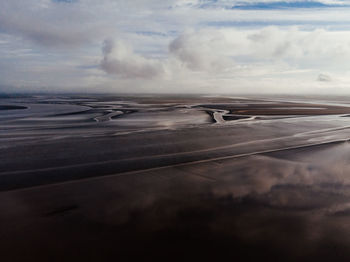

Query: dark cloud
[318,73,332,82]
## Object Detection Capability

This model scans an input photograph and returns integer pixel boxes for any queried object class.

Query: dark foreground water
[1,95,350,261]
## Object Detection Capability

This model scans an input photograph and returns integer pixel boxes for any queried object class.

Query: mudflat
[1,95,350,261]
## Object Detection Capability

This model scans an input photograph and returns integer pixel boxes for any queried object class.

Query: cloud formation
[100,39,165,79]
[0,1,102,47]
[169,30,232,71]
[318,73,332,82]
[2,0,350,93]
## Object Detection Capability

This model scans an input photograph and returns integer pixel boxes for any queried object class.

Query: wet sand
[1,95,350,261]
[0,105,27,110]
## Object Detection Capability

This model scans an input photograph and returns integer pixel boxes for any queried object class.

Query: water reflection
[2,95,350,261]
[2,142,349,261]
[81,143,350,261]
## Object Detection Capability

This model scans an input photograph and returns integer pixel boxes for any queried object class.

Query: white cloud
[100,39,165,79]
[0,1,100,47]
[2,0,350,93]
[169,29,232,71]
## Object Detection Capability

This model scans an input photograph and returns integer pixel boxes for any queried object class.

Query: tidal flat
[1,94,350,261]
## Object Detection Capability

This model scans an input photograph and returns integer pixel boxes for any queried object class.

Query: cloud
[3,0,350,92]
[246,27,350,63]
[0,0,113,48]
[317,73,332,82]
[100,39,165,79]
[100,29,234,80]
[169,30,232,71]
[169,26,350,73]
[96,26,350,94]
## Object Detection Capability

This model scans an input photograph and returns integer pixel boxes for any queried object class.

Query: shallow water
[1,95,350,261]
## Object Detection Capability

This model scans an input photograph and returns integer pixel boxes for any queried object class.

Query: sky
[2,0,350,94]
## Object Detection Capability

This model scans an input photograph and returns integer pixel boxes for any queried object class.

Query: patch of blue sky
[197,0,219,8]
[196,1,347,10]
[134,31,170,37]
[231,1,346,10]
[205,20,350,29]
[77,65,99,70]
[52,0,77,3]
